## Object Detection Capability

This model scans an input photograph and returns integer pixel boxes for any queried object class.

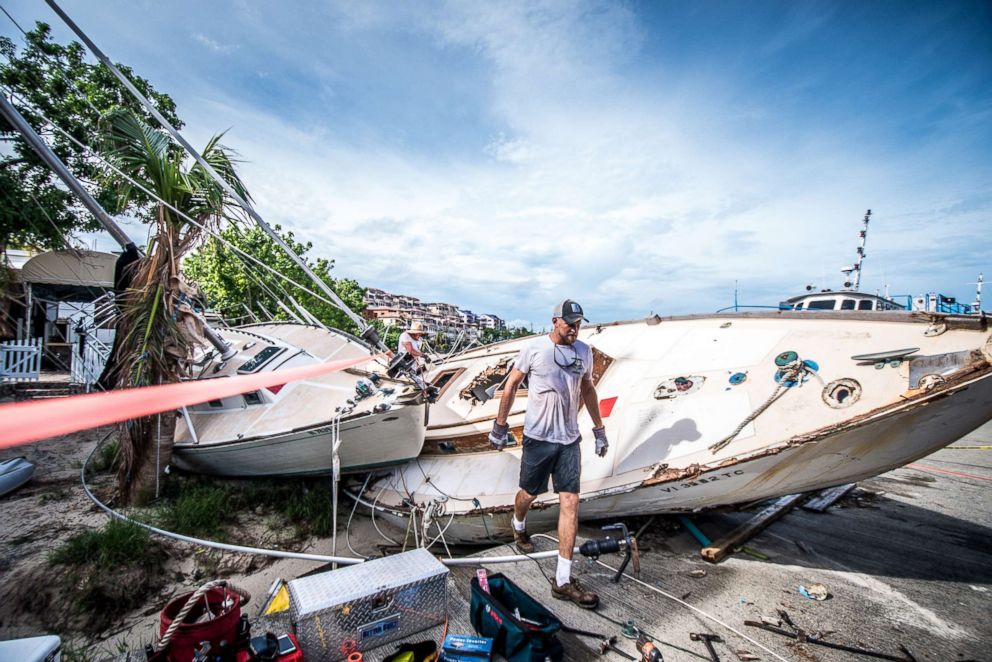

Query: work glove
[489,421,509,451]
[593,427,609,458]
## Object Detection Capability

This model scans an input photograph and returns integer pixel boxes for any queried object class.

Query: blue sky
[3,1,990,326]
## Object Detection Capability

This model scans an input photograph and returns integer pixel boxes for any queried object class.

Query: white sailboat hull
[366,312,992,543]
[172,323,426,477]
[172,401,425,477]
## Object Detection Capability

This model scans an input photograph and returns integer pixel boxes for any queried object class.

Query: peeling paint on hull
[370,312,992,544]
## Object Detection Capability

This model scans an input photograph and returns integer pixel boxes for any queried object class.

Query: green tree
[101,109,246,504]
[480,326,531,344]
[369,318,402,352]
[183,224,366,334]
[0,23,182,253]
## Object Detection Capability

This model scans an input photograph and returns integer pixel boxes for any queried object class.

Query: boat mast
[0,93,236,360]
[44,0,385,351]
[0,94,134,252]
[842,209,870,291]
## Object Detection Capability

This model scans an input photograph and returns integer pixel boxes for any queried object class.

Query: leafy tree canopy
[183,224,366,335]
[0,22,183,253]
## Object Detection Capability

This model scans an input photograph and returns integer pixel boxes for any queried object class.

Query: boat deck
[346,421,991,661]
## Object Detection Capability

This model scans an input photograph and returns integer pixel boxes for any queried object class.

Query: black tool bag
[470,573,564,662]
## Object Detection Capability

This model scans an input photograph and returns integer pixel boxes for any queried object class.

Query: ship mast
[841,209,870,291]
[0,93,236,360]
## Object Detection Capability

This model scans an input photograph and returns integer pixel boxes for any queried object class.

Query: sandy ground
[0,423,406,659]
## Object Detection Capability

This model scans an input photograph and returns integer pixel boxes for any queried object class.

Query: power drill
[635,634,662,662]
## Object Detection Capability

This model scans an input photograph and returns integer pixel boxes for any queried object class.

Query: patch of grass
[39,487,72,504]
[156,482,228,539]
[89,438,120,473]
[284,483,334,536]
[50,518,151,569]
[40,520,168,634]
[62,639,97,662]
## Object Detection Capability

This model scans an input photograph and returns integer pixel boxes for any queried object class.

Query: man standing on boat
[397,320,428,369]
[489,299,608,609]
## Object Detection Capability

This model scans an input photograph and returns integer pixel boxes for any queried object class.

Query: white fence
[0,337,42,382]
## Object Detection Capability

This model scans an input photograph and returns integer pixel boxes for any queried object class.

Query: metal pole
[1,93,240,360]
[852,209,870,291]
[0,94,134,251]
[24,282,32,340]
[45,0,377,344]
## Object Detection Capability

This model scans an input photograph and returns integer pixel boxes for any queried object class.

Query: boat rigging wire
[44,0,378,345]
[0,83,357,326]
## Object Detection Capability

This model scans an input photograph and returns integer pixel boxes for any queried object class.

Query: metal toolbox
[288,548,449,661]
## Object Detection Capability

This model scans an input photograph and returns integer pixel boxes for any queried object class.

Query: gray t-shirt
[515,335,593,445]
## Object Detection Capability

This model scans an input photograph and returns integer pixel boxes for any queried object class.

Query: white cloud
[191,32,238,54]
[25,1,989,322]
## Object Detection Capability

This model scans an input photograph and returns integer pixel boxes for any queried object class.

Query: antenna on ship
[841,209,870,291]
[974,273,984,312]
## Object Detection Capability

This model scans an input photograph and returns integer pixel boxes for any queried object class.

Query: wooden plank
[802,483,857,512]
[701,493,806,563]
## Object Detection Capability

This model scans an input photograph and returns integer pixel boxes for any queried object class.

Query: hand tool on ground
[597,635,636,660]
[744,621,915,661]
[578,523,640,582]
[635,634,662,662]
[689,633,722,661]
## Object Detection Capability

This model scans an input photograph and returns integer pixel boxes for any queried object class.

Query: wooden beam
[802,483,856,512]
[701,493,805,563]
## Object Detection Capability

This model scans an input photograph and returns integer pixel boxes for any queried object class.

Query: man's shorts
[519,435,581,495]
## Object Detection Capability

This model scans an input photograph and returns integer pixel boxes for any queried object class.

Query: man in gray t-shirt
[489,299,609,609]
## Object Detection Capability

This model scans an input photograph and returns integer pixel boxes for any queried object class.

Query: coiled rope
[156,580,251,652]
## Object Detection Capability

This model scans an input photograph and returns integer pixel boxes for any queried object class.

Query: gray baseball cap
[553,299,588,324]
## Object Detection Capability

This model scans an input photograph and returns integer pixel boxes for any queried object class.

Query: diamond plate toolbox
[288,548,448,661]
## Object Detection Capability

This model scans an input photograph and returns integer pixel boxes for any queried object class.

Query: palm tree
[101,109,248,504]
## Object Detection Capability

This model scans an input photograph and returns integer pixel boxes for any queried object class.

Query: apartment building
[362,288,503,334]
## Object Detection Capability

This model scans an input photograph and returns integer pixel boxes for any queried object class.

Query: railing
[714,304,793,313]
[71,335,111,391]
[0,337,42,382]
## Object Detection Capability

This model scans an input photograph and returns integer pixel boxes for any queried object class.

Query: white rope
[709,357,809,454]
[156,579,251,652]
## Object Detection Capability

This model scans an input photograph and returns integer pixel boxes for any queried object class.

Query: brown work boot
[551,578,599,609]
[513,529,535,554]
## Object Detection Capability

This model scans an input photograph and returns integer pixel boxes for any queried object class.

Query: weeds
[50,518,151,569]
[39,487,72,504]
[284,483,334,536]
[90,438,120,473]
[156,482,228,540]
[42,519,167,634]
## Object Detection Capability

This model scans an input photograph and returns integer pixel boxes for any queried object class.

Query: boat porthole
[729,372,747,386]
[654,375,705,399]
[822,379,861,408]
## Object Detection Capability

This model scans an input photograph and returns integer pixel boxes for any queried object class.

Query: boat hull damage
[364,312,992,544]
